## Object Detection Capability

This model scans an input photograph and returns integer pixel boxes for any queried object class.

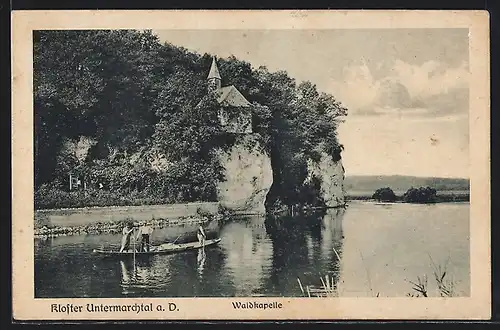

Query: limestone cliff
[305,152,346,207]
[216,134,273,213]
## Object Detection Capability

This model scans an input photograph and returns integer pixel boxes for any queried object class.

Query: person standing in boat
[119,222,135,252]
[137,223,154,252]
[197,223,207,248]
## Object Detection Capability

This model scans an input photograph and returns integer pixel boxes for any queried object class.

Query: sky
[154,29,470,178]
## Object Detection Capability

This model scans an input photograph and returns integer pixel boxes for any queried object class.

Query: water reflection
[119,257,165,295]
[197,248,206,280]
[35,203,470,298]
[120,260,130,283]
[262,208,346,296]
[219,217,273,296]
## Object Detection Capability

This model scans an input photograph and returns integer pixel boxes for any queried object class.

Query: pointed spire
[207,56,221,80]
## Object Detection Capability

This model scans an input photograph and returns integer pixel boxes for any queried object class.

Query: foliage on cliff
[34,30,347,210]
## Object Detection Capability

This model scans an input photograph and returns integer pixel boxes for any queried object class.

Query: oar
[171,234,182,244]
[132,228,136,272]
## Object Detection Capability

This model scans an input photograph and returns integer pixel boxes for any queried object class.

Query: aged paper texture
[12,10,490,321]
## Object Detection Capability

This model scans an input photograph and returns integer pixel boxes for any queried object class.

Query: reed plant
[298,249,458,298]
[408,255,456,297]
[297,275,338,297]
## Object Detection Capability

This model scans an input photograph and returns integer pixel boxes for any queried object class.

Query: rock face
[305,152,346,207]
[216,134,273,213]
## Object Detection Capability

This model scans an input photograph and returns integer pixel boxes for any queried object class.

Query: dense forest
[34,30,348,210]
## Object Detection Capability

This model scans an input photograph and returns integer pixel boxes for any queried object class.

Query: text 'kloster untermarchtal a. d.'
[50,303,179,314]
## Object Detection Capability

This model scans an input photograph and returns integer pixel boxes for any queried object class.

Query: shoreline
[34,202,222,230]
[33,199,469,239]
[34,201,220,213]
[33,197,468,213]
[349,199,470,203]
[34,191,470,212]
[346,194,469,203]
[34,213,224,239]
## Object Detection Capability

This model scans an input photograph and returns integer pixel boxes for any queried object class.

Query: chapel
[206,57,253,134]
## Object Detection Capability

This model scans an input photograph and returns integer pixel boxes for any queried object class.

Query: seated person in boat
[197,224,207,247]
[137,223,154,252]
[119,222,135,252]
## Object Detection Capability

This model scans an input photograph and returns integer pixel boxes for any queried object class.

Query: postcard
[12,10,490,321]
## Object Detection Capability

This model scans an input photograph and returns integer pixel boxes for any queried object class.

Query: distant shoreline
[346,191,469,203]
[33,191,470,212]
[344,175,469,196]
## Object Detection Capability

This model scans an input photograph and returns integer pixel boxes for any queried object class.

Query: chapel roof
[216,85,252,107]
[207,57,221,80]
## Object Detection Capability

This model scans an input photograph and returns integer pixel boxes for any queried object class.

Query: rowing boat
[92,238,221,256]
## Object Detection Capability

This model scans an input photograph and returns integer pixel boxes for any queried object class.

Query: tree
[372,187,397,202]
[34,30,161,188]
[34,29,349,209]
[403,187,437,204]
[255,68,347,212]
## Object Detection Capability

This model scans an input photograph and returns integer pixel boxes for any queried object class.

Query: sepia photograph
[12,10,490,320]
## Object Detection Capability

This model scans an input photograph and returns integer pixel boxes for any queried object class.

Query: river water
[34,201,470,298]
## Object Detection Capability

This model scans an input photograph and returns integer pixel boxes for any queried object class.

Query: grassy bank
[34,187,177,210]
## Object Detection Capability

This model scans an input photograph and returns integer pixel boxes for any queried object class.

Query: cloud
[338,114,469,178]
[375,79,412,108]
[328,58,382,115]
[392,59,469,99]
[330,59,470,118]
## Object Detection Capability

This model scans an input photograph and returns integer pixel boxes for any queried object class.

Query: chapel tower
[204,56,253,134]
[207,56,222,93]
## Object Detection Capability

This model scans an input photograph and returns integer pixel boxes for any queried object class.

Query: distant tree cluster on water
[372,187,397,202]
[34,30,348,210]
[402,187,437,203]
[371,186,459,204]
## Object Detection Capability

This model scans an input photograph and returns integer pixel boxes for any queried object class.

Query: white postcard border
[11,10,491,321]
